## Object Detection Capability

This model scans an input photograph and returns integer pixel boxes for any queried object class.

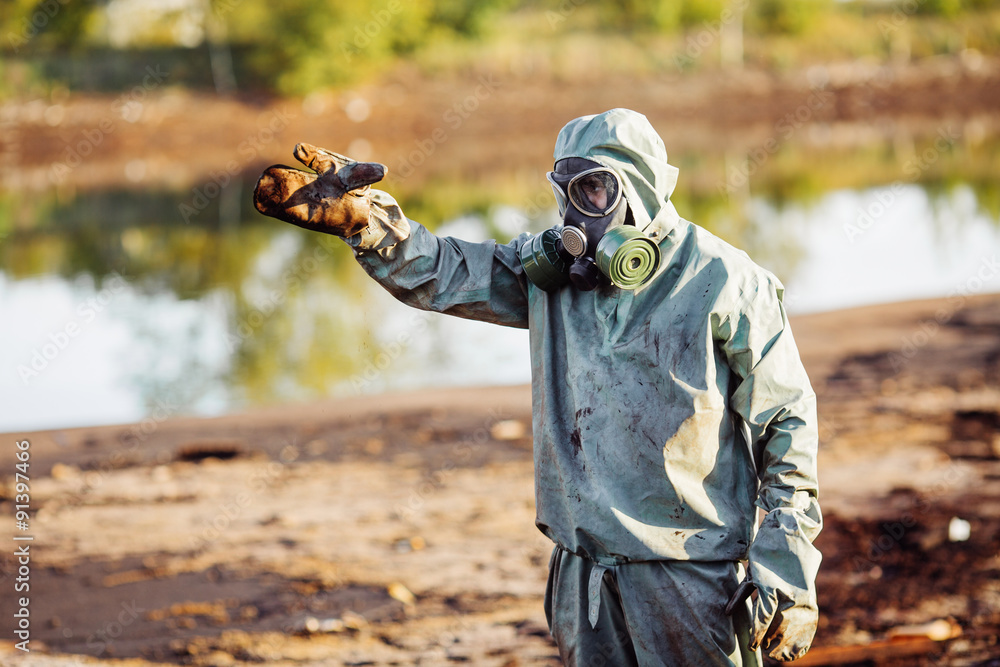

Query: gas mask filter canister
[519,159,661,292]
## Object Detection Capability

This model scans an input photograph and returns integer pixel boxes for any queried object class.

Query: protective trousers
[544,547,762,667]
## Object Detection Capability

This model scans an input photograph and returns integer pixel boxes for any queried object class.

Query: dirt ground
[1,291,999,667]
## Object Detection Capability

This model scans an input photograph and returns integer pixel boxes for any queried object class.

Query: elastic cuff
[347,219,388,250]
[346,189,411,252]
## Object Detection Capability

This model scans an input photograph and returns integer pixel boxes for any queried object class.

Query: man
[254,108,822,665]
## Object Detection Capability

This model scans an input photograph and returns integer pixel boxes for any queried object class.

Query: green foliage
[2,0,1000,96]
[223,0,516,95]
[917,0,965,17]
[679,0,727,28]
[596,0,732,32]
[601,0,682,31]
[430,0,520,36]
[3,0,104,53]
[747,0,828,35]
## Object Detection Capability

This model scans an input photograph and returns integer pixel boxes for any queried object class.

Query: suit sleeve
[345,189,531,329]
[715,273,822,660]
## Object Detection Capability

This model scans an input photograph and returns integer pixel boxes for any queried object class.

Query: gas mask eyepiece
[520,159,660,292]
[551,168,623,258]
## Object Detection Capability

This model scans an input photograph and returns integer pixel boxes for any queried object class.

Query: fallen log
[790,637,944,666]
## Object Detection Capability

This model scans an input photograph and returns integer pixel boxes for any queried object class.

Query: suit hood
[553,108,680,237]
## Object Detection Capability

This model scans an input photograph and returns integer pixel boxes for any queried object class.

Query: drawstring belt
[587,563,609,628]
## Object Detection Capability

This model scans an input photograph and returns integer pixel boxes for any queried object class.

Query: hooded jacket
[348,109,820,605]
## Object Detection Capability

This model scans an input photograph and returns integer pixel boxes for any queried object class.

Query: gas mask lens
[546,168,622,218]
[568,169,621,216]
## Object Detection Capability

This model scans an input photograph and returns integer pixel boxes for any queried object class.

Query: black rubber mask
[547,158,629,291]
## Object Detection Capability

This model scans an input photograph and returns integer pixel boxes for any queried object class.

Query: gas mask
[519,157,661,292]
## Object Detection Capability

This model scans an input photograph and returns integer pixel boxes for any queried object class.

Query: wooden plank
[789,637,943,666]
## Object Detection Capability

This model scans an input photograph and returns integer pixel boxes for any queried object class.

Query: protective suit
[254,109,822,665]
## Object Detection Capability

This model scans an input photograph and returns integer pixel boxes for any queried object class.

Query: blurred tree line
[2,0,999,96]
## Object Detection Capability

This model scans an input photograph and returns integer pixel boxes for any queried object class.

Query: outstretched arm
[254,143,530,328]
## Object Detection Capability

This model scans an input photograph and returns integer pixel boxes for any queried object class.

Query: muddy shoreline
[2,292,999,665]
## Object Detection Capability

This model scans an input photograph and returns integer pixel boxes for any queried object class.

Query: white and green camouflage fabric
[345,108,822,661]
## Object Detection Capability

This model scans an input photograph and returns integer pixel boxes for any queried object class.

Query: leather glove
[746,505,822,661]
[253,143,388,238]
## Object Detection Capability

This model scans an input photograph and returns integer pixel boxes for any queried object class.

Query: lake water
[2,145,998,433]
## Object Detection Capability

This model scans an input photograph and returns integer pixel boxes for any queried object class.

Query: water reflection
[745,184,1000,314]
[2,134,998,432]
